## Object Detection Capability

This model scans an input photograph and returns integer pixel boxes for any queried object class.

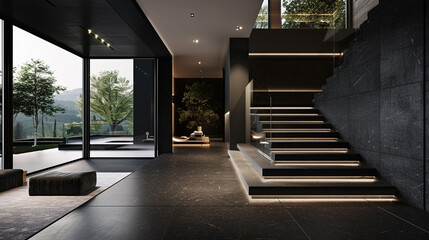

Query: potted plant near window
[178,82,219,136]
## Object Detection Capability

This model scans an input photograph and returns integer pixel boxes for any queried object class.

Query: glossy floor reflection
[31,143,429,240]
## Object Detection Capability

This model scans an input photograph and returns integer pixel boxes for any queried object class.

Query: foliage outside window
[282,0,346,29]
[254,0,269,29]
[76,70,133,134]
[13,59,66,146]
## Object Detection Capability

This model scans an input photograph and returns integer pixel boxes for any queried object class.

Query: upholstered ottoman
[0,169,24,192]
[29,171,96,196]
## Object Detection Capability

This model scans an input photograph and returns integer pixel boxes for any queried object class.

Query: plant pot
[197,126,202,132]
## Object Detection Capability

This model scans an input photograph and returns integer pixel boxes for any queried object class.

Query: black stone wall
[315,0,427,209]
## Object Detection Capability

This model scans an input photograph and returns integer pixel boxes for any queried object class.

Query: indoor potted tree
[178,82,219,137]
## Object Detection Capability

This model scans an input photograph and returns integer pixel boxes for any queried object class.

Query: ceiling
[0,0,169,58]
[137,0,263,78]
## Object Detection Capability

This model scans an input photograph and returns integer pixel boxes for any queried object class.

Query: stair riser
[270,142,349,149]
[262,169,377,177]
[261,123,332,129]
[256,116,325,121]
[269,132,341,138]
[273,154,361,161]
[249,187,396,196]
[251,109,319,114]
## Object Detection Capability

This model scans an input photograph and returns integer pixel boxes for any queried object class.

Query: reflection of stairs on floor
[229,106,396,200]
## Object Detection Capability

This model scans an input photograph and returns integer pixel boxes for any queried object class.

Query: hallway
[32,143,429,240]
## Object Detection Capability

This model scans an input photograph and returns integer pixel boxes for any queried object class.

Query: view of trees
[254,4,269,29]
[13,59,66,146]
[178,82,219,130]
[76,70,133,132]
[282,0,345,29]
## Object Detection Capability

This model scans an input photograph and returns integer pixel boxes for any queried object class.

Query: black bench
[0,169,24,192]
[29,171,97,196]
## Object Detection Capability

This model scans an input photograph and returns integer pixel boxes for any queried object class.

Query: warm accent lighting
[198,61,202,64]
[249,52,343,57]
[236,26,243,31]
[193,39,199,43]
[250,106,315,109]
[252,89,323,93]
[190,13,195,17]
[86,28,112,49]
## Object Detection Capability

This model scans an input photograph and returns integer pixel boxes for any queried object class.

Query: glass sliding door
[12,26,83,173]
[89,59,155,158]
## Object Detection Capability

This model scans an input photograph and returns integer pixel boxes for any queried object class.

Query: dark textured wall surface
[173,78,224,139]
[315,0,426,209]
[224,38,249,150]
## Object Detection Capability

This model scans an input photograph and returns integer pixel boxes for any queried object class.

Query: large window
[89,59,154,158]
[254,0,269,29]
[13,26,83,173]
[254,0,347,29]
[281,0,346,29]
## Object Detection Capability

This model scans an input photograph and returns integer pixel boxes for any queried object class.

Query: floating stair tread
[270,142,349,148]
[262,123,332,128]
[273,153,361,161]
[229,149,395,197]
[257,116,325,121]
[238,144,374,177]
[267,132,341,138]
[251,109,319,114]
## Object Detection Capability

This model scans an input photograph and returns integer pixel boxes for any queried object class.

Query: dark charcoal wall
[173,78,224,139]
[224,38,249,150]
[314,0,427,209]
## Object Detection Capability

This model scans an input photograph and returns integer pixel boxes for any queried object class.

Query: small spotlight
[198,61,201,65]
[107,43,111,48]
[190,13,195,17]
[193,39,199,43]
[101,39,105,43]
[88,29,92,34]
[236,26,243,31]
[94,34,98,39]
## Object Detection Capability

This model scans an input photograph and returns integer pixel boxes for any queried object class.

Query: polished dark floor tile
[32,142,429,240]
[288,206,429,240]
[163,206,309,240]
[31,207,173,240]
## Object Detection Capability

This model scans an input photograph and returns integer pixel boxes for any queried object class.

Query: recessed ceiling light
[198,61,202,65]
[88,29,92,34]
[190,13,195,17]
[193,39,199,43]
[94,34,98,39]
[236,26,243,31]
[101,39,105,43]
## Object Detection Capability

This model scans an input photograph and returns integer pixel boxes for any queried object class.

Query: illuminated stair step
[256,115,325,121]
[262,123,332,129]
[229,148,395,199]
[251,109,319,114]
[270,141,348,149]
[267,132,341,138]
[273,153,361,161]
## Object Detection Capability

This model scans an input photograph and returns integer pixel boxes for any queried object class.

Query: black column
[82,58,90,159]
[134,59,154,144]
[225,38,249,150]
[3,21,13,169]
[157,56,172,154]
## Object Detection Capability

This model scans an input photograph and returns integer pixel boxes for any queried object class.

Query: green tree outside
[76,70,133,132]
[282,0,345,29]
[13,59,66,146]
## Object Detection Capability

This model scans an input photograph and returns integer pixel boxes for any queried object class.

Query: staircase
[229,106,396,200]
